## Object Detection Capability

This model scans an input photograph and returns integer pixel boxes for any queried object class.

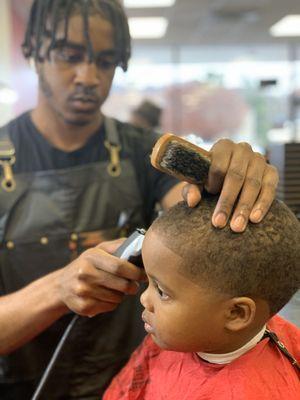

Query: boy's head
[141,196,300,353]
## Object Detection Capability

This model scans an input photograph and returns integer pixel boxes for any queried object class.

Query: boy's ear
[224,297,256,332]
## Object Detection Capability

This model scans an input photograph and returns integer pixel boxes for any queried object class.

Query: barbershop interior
[0,1,299,399]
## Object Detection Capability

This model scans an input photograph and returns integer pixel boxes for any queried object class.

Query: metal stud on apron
[0,118,147,399]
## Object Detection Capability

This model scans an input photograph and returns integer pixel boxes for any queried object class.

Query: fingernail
[251,209,263,223]
[214,212,228,228]
[187,191,196,207]
[232,215,246,232]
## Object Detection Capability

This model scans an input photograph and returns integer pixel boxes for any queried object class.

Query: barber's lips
[69,96,99,111]
[142,312,155,334]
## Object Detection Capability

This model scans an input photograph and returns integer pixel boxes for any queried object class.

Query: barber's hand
[183,139,279,232]
[57,239,146,317]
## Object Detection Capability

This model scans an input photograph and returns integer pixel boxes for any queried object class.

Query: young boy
[104,196,300,400]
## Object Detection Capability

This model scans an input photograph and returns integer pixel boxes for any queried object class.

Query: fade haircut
[151,195,300,315]
[22,0,131,71]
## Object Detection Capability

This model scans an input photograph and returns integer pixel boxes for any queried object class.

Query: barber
[0,0,278,398]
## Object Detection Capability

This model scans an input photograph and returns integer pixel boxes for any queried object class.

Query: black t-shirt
[5,112,178,224]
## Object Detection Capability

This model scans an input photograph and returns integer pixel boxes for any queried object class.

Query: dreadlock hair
[22,0,131,71]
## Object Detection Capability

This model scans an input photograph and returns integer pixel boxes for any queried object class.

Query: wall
[0,0,13,126]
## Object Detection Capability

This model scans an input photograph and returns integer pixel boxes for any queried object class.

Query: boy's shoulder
[105,327,300,400]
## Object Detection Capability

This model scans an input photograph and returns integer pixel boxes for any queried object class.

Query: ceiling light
[124,0,176,8]
[270,15,300,37]
[129,17,168,39]
[0,85,18,105]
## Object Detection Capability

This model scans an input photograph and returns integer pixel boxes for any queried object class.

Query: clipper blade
[151,133,211,185]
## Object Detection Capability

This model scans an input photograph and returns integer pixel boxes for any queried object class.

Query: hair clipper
[114,228,146,268]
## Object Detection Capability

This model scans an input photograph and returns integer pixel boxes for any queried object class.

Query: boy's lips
[142,312,155,334]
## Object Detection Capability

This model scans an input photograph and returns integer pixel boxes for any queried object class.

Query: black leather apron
[0,118,147,399]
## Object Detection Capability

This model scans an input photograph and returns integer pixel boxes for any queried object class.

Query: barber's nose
[140,287,154,312]
[74,62,100,86]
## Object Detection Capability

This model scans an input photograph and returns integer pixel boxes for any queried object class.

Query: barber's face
[36,14,117,126]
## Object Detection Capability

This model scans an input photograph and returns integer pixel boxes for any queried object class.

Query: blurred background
[0,0,299,323]
[1,0,300,148]
[1,0,300,146]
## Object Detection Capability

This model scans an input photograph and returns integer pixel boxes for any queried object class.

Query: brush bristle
[160,141,210,185]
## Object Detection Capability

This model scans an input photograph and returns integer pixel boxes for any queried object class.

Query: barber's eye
[96,58,116,70]
[53,49,84,64]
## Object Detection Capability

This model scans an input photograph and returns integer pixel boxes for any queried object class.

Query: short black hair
[22,0,131,71]
[151,195,300,315]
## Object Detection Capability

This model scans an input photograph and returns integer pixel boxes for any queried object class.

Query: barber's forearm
[0,269,68,355]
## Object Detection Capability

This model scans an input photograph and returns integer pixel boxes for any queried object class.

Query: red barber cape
[104,316,300,400]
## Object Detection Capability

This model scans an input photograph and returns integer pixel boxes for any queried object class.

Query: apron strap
[264,328,300,372]
[104,117,122,177]
[0,126,16,192]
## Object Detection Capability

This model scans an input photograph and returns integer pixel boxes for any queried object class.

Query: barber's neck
[31,103,103,153]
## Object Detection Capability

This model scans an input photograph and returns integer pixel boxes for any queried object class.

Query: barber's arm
[161,139,279,232]
[0,239,145,355]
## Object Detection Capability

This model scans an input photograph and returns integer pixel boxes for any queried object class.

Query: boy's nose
[74,62,100,87]
[140,288,154,312]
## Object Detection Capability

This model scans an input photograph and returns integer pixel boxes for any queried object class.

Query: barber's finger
[182,184,202,207]
[72,297,120,317]
[205,139,233,194]
[249,164,279,223]
[97,238,126,254]
[212,143,253,228]
[77,265,141,295]
[72,281,127,304]
[230,153,266,232]
[85,248,146,281]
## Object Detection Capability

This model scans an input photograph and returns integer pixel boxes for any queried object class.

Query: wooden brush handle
[151,133,211,184]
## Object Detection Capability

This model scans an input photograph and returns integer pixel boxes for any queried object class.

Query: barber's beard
[39,68,53,99]
[38,69,93,127]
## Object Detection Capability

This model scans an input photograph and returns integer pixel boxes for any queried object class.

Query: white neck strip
[197,325,266,365]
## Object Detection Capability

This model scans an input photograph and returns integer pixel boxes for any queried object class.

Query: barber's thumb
[182,184,202,207]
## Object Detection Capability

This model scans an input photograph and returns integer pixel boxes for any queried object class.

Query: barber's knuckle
[238,142,252,152]
[256,198,269,210]
[237,203,252,214]
[218,198,233,211]
[228,168,244,183]
[266,165,279,182]
[110,261,122,275]
[77,266,88,280]
[212,138,231,152]
[74,283,88,297]
[254,152,266,162]
[245,176,261,190]
[218,138,232,146]
[210,164,226,178]
[264,182,277,196]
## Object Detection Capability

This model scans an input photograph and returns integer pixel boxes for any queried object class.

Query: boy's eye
[155,282,170,301]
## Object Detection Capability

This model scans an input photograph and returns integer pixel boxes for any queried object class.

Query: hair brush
[151,133,211,186]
